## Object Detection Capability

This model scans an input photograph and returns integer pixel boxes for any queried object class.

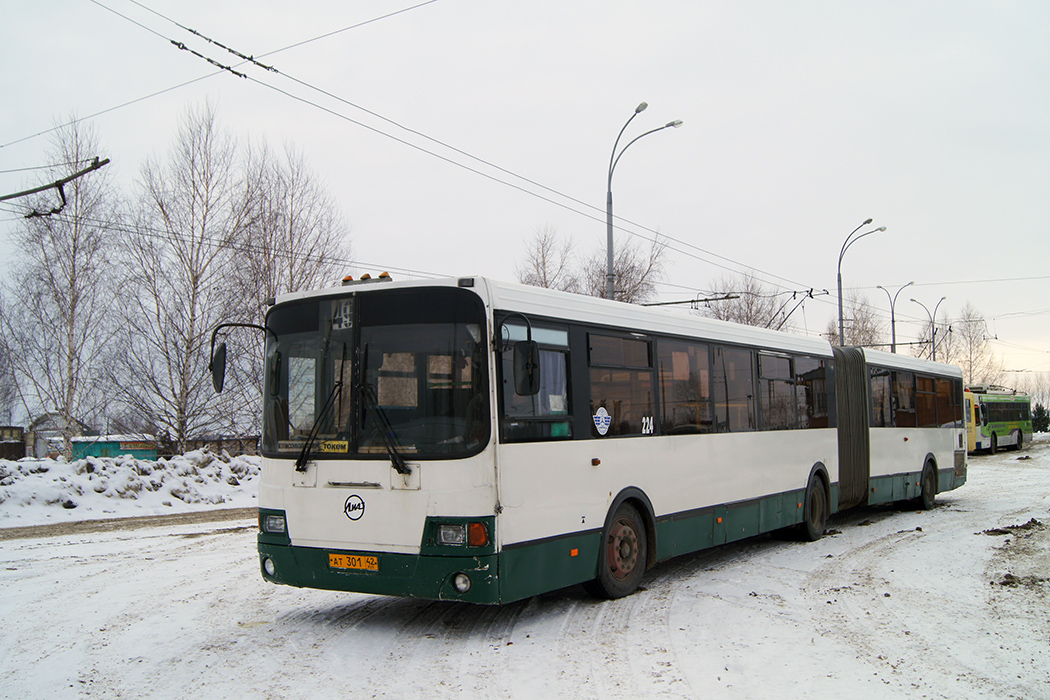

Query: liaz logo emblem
[344,494,365,521]
[593,406,612,436]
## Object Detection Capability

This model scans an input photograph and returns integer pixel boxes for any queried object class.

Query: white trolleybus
[210,275,967,604]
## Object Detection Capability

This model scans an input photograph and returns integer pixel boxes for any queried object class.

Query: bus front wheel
[585,502,647,599]
[990,433,998,454]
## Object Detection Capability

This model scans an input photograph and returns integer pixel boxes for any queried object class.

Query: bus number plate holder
[328,553,379,572]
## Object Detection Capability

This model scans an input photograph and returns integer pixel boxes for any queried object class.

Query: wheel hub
[608,518,639,580]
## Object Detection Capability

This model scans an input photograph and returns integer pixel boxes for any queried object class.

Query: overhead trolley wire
[19,0,1043,340]
[14,0,810,301]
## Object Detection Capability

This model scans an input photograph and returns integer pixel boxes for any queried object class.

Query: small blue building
[70,434,158,460]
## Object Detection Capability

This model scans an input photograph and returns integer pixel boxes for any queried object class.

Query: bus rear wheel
[915,462,936,511]
[799,473,828,542]
[585,502,647,599]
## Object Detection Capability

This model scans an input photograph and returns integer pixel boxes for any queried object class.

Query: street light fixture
[837,219,886,345]
[911,296,947,361]
[876,281,914,353]
[605,102,683,300]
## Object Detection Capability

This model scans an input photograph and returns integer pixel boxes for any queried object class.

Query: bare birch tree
[701,271,781,328]
[1017,371,1049,407]
[516,224,580,293]
[581,234,666,304]
[0,120,120,455]
[112,103,254,451]
[824,292,886,347]
[0,297,19,424]
[238,142,352,313]
[950,302,1003,385]
[218,142,354,431]
[515,226,666,303]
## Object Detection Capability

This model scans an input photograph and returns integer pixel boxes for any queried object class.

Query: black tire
[915,462,936,510]
[990,433,998,454]
[584,502,648,599]
[1014,430,1024,452]
[799,473,828,542]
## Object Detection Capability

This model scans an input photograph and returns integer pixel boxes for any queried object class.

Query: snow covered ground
[1,439,1048,699]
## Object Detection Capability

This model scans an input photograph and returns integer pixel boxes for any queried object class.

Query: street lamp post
[911,296,947,361]
[606,102,682,300]
[876,281,914,353]
[837,219,886,345]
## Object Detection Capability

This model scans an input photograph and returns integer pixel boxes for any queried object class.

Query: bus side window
[588,334,654,437]
[935,378,954,428]
[499,322,572,442]
[758,353,795,430]
[870,368,892,427]
[795,357,829,429]
[893,372,916,427]
[712,346,756,433]
[917,375,938,428]
[657,340,711,434]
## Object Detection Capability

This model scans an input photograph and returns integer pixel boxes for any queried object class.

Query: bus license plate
[328,553,379,572]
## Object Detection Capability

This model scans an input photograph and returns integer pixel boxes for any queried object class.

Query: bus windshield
[262,287,489,459]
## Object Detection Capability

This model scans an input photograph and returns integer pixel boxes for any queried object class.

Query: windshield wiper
[358,343,410,475]
[294,379,342,472]
[360,382,411,475]
[294,342,347,473]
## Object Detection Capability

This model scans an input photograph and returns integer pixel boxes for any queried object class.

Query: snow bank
[0,449,259,526]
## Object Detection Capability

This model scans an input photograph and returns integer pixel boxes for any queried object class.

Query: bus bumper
[258,541,502,604]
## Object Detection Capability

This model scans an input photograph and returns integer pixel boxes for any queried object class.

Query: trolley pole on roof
[877,281,914,353]
[837,218,885,345]
[605,103,682,300]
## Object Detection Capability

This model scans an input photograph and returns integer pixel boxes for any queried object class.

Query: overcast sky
[2,1,1048,375]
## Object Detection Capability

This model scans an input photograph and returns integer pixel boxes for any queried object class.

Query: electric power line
[8,1,1048,348]
[20,0,814,301]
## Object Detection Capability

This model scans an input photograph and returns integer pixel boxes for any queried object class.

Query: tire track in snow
[804,489,1045,699]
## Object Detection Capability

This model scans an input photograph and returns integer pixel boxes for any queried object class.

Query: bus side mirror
[513,340,541,396]
[210,342,227,393]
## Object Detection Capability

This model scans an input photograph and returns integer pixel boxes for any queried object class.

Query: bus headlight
[439,524,466,545]
[452,573,472,593]
[438,522,489,546]
[262,513,286,534]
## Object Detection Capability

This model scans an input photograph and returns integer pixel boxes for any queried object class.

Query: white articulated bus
[210,275,967,604]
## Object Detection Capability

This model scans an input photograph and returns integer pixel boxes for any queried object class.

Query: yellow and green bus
[965,386,1031,453]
